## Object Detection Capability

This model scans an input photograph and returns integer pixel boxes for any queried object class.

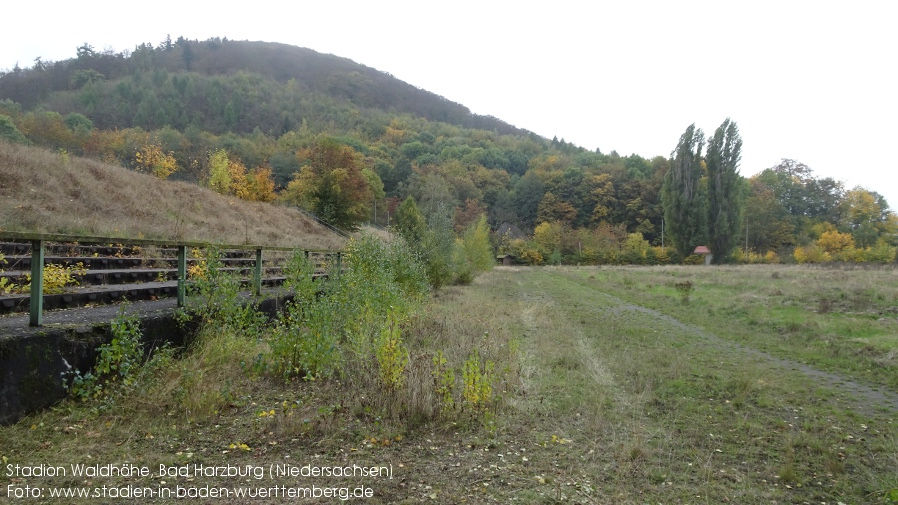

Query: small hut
[694,245,712,265]
[496,254,515,266]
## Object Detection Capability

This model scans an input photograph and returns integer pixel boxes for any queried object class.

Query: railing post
[336,252,342,278]
[177,245,187,307]
[28,240,44,327]
[253,248,263,296]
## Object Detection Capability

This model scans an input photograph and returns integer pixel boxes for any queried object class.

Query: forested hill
[0,38,528,137]
[1,37,895,266]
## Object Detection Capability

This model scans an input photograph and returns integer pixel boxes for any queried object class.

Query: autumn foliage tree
[817,229,855,254]
[460,214,494,275]
[454,198,487,233]
[393,196,427,246]
[246,166,277,202]
[135,141,179,179]
[206,148,276,202]
[537,192,577,225]
[282,136,372,230]
[839,187,897,248]
[207,149,231,194]
[744,178,794,252]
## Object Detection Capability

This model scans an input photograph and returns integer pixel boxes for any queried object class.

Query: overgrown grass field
[1,264,896,503]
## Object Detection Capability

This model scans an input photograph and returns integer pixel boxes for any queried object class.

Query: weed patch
[64,304,175,407]
[674,279,694,304]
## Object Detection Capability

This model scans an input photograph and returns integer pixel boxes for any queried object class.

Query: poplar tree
[706,118,743,263]
[662,124,706,258]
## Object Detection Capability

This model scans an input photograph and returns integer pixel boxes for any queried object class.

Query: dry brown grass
[0,140,345,249]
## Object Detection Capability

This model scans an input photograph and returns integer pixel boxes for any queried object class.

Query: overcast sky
[3,1,896,207]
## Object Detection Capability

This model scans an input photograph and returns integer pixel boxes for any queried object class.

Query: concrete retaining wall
[0,295,292,425]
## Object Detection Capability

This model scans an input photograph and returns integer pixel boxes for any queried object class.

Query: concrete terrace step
[0,275,295,314]
[3,256,164,270]
[0,241,147,257]
[1,281,180,313]
[1,267,288,286]
[0,255,275,270]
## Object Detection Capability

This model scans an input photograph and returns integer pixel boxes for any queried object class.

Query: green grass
[579,264,898,390]
[1,265,896,504]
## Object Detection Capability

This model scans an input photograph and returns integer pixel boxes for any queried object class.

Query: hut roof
[497,222,525,239]
[693,245,711,255]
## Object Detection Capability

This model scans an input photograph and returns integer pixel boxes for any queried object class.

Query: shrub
[462,349,494,413]
[682,254,705,265]
[268,234,427,380]
[269,250,340,379]
[134,141,178,179]
[793,244,831,264]
[269,293,341,379]
[0,115,30,144]
[861,240,896,263]
[376,316,409,391]
[734,249,780,264]
[65,305,165,401]
[817,230,854,255]
[186,247,268,337]
[432,350,455,414]
[520,248,544,265]
[674,280,694,304]
[22,262,87,294]
[0,252,10,294]
[421,211,457,289]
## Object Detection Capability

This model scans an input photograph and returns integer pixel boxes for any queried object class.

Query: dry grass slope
[0,141,345,249]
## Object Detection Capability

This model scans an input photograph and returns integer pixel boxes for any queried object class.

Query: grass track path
[553,270,898,415]
[495,266,897,503]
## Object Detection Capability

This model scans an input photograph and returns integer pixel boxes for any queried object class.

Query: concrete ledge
[0,293,294,425]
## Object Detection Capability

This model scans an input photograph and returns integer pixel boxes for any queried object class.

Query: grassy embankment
[0,141,344,249]
[2,265,897,504]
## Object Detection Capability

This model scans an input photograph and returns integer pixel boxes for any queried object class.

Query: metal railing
[0,231,341,327]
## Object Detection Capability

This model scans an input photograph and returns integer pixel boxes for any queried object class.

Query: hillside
[0,140,345,249]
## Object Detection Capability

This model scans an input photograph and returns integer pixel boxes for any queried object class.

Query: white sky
[3,1,896,208]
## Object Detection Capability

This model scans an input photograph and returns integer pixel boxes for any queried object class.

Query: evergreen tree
[662,124,706,258]
[393,196,427,246]
[706,118,743,263]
